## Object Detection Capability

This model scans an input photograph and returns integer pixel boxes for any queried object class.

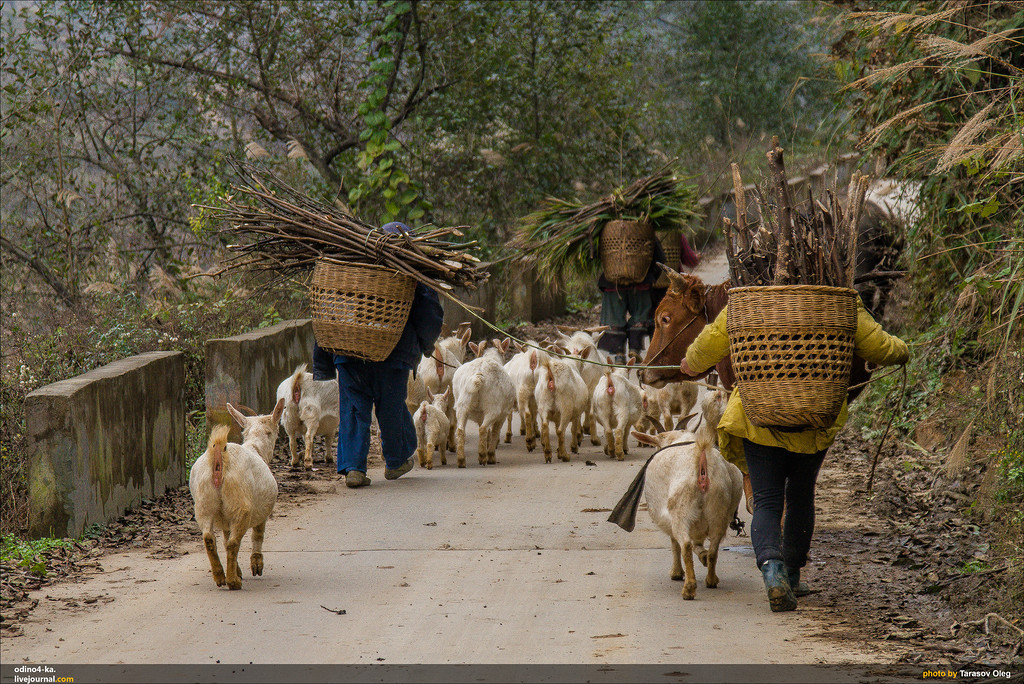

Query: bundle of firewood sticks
[199,162,487,292]
[724,137,871,288]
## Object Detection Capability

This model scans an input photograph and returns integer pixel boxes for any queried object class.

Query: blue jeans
[334,362,416,474]
[743,439,827,570]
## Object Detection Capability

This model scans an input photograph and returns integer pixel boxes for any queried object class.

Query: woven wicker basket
[310,260,416,362]
[727,285,858,429]
[600,220,654,285]
[654,230,682,288]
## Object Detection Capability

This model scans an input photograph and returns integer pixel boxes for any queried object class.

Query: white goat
[534,351,589,463]
[632,426,743,600]
[190,399,283,590]
[559,329,608,446]
[503,342,545,451]
[414,387,451,470]
[655,381,699,432]
[451,339,515,467]
[591,361,643,460]
[406,327,470,411]
[637,387,665,437]
[275,364,339,469]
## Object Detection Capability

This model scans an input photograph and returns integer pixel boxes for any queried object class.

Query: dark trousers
[743,439,827,570]
[334,362,416,474]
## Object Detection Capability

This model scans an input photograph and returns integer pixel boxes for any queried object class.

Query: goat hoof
[682,583,697,600]
[440,457,447,465]
[251,554,264,576]
[487,455,496,465]
[228,579,242,590]
[697,550,709,567]
[213,573,226,587]
[671,573,683,581]
[425,462,433,470]
[706,578,719,588]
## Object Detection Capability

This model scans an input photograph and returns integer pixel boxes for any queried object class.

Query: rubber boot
[787,566,811,597]
[760,560,797,612]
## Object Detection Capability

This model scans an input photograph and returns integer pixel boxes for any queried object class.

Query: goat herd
[189,323,744,600]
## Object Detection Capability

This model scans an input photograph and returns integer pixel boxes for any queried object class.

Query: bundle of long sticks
[199,162,487,292]
[724,137,871,288]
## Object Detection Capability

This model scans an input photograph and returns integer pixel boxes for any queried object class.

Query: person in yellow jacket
[680,298,908,612]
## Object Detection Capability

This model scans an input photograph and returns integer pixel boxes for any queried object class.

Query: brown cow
[637,265,872,401]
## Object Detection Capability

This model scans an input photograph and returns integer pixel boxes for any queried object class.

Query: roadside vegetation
[834,0,1023,629]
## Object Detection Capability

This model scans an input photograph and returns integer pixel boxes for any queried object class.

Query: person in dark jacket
[312,222,445,488]
[597,235,667,363]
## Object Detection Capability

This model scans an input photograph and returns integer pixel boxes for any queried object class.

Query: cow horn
[657,262,688,291]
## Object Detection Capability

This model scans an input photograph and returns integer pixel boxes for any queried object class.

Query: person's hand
[680,358,698,377]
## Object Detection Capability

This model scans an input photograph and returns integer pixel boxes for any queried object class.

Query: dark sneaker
[761,560,797,612]
[345,470,371,488]
[384,457,415,481]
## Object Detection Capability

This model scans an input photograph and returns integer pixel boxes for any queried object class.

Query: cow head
[639,265,727,388]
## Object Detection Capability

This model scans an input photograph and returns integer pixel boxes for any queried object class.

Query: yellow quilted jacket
[685,299,909,473]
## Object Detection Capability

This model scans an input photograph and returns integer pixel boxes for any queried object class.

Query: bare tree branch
[0,236,77,307]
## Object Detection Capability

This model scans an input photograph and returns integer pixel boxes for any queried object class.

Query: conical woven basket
[310,260,416,362]
[600,220,654,285]
[654,230,682,288]
[727,285,858,429]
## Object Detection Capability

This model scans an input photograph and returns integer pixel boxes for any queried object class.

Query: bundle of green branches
[724,138,871,288]
[511,162,701,279]
[201,162,487,292]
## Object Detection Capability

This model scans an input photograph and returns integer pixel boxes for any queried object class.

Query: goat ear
[226,403,248,429]
[468,341,481,357]
[459,327,472,346]
[513,341,526,354]
[633,430,659,447]
[271,397,286,423]
[578,346,592,360]
[441,386,451,401]
[498,338,511,355]
[426,388,434,402]
[626,357,635,368]
[591,330,606,345]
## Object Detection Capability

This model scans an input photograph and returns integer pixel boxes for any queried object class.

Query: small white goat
[636,387,665,437]
[655,381,699,432]
[451,339,515,467]
[591,361,643,460]
[534,350,589,463]
[275,364,339,469]
[632,425,743,600]
[190,399,283,590]
[503,342,545,451]
[414,387,451,470]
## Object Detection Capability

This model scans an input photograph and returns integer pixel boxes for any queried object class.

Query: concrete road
[5,419,879,666]
[2,250,884,666]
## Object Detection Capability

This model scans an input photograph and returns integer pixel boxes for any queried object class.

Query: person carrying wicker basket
[679,298,908,612]
[596,233,667,363]
[314,222,445,489]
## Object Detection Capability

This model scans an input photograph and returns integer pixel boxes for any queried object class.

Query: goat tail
[290,364,308,405]
[418,401,429,424]
[695,429,714,494]
[208,424,230,489]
